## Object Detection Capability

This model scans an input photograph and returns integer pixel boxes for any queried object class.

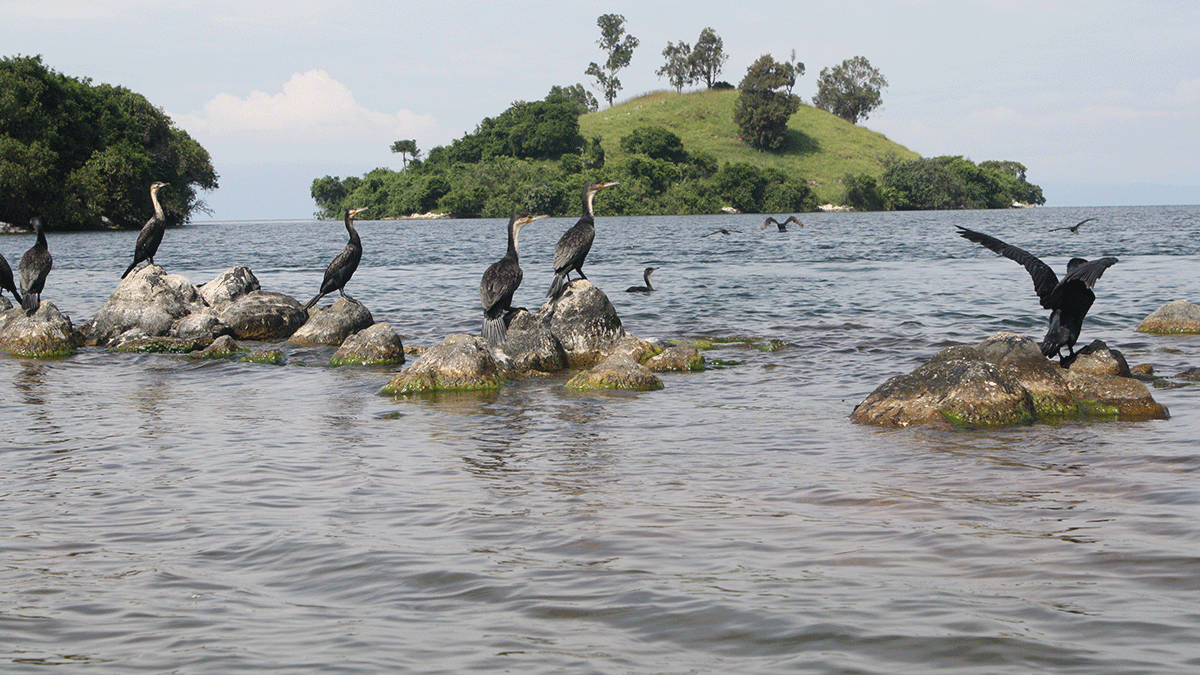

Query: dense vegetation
[0,55,218,230]
[843,157,1045,210]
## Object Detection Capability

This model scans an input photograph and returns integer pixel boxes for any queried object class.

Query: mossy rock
[565,353,664,391]
[114,336,210,353]
[241,349,285,365]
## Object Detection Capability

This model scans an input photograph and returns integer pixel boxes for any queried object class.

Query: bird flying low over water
[762,215,802,232]
[546,181,619,300]
[122,181,169,278]
[702,228,741,237]
[19,217,52,315]
[625,267,658,293]
[305,207,369,310]
[956,226,1117,362]
[480,214,547,347]
[1051,217,1095,233]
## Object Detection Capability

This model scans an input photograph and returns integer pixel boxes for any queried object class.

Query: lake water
[2,205,1199,674]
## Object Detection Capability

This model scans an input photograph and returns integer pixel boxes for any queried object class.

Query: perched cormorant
[304,207,369,310]
[957,225,1117,362]
[546,180,619,300]
[121,181,169,278]
[625,267,658,292]
[762,215,802,232]
[702,228,741,237]
[0,250,22,307]
[1051,217,1096,233]
[480,214,547,346]
[19,217,52,316]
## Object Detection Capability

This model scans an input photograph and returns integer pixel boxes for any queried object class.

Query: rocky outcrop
[534,279,625,367]
[851,332,1168,428]
[565,352,663,391]
[288,297,374,346]
[1137,300,1200,334]
[0,302,84,357]
[380,334,510,395]
[330,323,406,367]
[87,265,208,346]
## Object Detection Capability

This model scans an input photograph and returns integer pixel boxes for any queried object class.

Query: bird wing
[957,226,1059,307]
[1061,256,1117,289]
[1075,217,1097,228]
[553,224,593,272]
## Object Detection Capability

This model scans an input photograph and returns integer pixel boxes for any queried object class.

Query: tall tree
[390,139,421,169]
[548,84,598,115]
[782,49,805,95]
[655,41,693,93]
[812,56,888,125]
[585,13,639,108]
[733,54,801,151]
[690,28,728,89]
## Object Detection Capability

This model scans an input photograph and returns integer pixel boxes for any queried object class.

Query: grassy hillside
[579,89,920,205]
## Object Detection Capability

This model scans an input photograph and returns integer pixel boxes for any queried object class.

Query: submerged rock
[646,342,704,372]
[852,332,1168,428]
[381,334,510,394]
[330,323,406,367]
[289,297,374,346]
[566,352,664,391]
[0,302,83,358]
[191,335,244,359]
[1137,300,1200,334]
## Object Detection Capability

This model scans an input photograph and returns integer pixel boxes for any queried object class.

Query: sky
[4,0,1199,219]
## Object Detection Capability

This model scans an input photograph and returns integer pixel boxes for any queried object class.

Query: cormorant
[0,251,22,307]
[625,267,658,292]
[480,214,547,346]
[1051,217,1096,233]
[702,228,741,237]
[19,217,52,316]
[304,207,369,310]
[957,226,1117,362]
[546,180,619,300]
[121,181,169,278]
[762,215,802,232]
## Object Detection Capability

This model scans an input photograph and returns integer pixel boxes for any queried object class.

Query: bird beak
[600,181,620,189]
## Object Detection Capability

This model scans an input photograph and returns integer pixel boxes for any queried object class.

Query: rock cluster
[851,332,1169,428]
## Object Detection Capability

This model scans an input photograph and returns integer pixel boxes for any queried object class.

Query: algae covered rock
[381,333,510,394]
[1137,300,1200,334]
[0,302,83,358]
[191,335,245,359]
[646,342,704,372]
[241,349,285,365]
[566,352,664,391]
[289,297,374,346]
[330,322,406,367]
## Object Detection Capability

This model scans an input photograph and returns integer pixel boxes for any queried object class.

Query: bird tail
[121,261,138,279]
[303,294,324,311]
[1039,339,1060,360]
[482,315,507,347]
[21,292,39,316]
[546,272,567,300]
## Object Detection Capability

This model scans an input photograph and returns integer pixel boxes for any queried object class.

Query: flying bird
[1050,217,1096,234]
[702,228,741,237]
[957,226,1117,362]
[762,216,802,232]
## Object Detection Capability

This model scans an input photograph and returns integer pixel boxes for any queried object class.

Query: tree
[690,28,728,89]
[655,41,693,93]
[390,139,421,169]
[620,126,687,164]
[733,54,801,151]
[812,56,888,125]
[585,13,639,108]
[547,84,598,115]
[782,49,805,95]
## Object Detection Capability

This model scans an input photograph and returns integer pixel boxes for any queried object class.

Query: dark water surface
[2,206,1199,673]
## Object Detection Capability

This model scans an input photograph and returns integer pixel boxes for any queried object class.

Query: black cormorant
[625,267,658,292]
[762,215,802,232]
[702,228,741,237]
[121,181,168,278]
[1051,217,1096,233]
[957,225,1117,362]
[480,214,547,346]
[19,217,52,315]
[546,180,619,300]
[304,207,369,310]
[0,251,22,307]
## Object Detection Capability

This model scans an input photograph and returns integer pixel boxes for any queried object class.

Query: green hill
[579,89,920,205]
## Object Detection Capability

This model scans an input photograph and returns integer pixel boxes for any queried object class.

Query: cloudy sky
[5,0,1198,219]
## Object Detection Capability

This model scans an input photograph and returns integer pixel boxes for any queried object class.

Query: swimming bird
[546,180,619,300]
[121,181,169,278]
[956,226,1117,362]
[480,214,547,346]
[762,215,802,232]
[19,217,52,315]
[702,228,741,237]
[304,207,369,310]
[625,267,658,292]
[1051,217,1096,234]
[0,251,22,307]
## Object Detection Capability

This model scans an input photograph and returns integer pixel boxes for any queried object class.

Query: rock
[502,310,569,374]
[646,342,705,372]
[1130,363,1155,378]
[1137,299,1200,334]
[168,310,228,340]
[380,334,511,394]
[0,302,83,358]
[565,352,664,391]
[608,335,662,364]
[199,266,260,309]
[330,323,406,367]
[1066,340,1132,377]
[217,291,307,341]
[113,336,210,353]
[288,297,374,346]
[191,335,244,359]
[87,265,205,346]
[534,279,625,367]
[1175,367,1200,381]
[241,349,285,365]
[852,332,1168,428]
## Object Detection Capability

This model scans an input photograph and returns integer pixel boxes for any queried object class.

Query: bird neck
[644,271,653,289]
[507,223,522,260]
[150,187,164,221]
[583,189,596,218]
[345,216,360,245]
